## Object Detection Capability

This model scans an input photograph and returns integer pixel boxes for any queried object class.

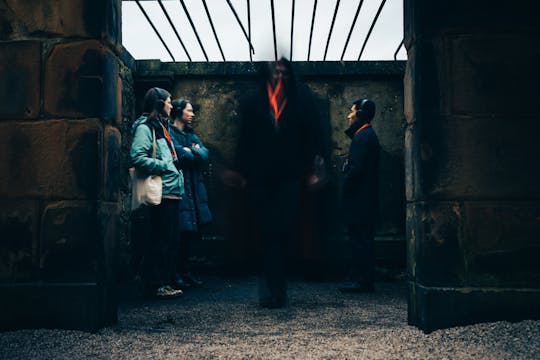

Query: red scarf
[160,122,177,160]
[354,123,371,135]
[267,79,287,126]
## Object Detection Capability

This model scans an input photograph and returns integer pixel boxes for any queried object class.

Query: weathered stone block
[44,40,118,119]
[403,48,415,125]
[0,200,39,280]
[103,126,121,201]
[407,202,466,287]
[40,201,98,282]
[404,124,421,202]
[0,119,102,199]
[3,0,120,46]
[413,116,540,200]
[408,281,540,333]
[98,201,119,324]
[464,202,540,287]
[119,61,135,122]
[449,35,539,116]
[0,41,40,119]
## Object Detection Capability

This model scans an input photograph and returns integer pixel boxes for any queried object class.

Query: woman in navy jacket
[169,99,212,288]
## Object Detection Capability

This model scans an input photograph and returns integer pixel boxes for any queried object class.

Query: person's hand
[192,143,200,149]
[183,147,192,153]
[307,174,320,188]
[221,169,247,189]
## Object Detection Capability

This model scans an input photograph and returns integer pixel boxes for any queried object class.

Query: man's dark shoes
[182,273,203,288]
[338,282,375,293]
[259,296,288,309]
[172,276,191,291]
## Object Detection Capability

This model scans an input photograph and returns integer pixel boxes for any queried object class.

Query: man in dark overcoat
[234,58,324,308]
[339,98,380,293]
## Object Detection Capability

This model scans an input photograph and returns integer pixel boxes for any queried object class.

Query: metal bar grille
[135,0,176,61]
[247,0,252,62]
[340,0,364,61]
[225,0,255,55]
[202,0,226,61]
[124,0,403,62]
[307,0,318,61]
[270,0,278,61]
[179,0,208,61]
[324,0,341,61]
[358,0,387,61]
[290,0,295,60]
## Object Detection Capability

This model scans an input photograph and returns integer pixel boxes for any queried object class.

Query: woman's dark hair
[144,87,171,122]
[170,98,190,120]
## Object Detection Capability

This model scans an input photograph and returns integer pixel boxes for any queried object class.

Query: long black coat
[235,82,320,186]
[169,124,212,232]
[342,122,380,225]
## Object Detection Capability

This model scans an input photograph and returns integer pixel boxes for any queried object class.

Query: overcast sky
[122,0,406,62]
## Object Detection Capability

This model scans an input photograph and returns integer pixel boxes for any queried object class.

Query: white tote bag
[130,127,162,210]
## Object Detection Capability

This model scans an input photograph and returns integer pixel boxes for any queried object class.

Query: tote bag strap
[151,127,157,159]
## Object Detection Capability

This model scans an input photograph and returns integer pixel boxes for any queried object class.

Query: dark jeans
[347,222,375,286]
[141,199,180,289]
[248,181,302,304]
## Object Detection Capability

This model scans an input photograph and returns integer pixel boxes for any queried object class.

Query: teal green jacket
[130,116,184,197]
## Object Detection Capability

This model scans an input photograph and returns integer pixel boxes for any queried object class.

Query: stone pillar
[0,0,126,331]
[404,0,540,331]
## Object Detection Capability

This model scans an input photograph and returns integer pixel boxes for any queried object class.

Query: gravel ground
[1,276,539,359]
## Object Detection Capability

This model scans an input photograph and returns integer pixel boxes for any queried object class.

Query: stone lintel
[0,119,102,199]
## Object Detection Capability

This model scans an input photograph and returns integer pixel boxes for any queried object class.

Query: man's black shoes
[337,282,375,293]
[183,273,203,288]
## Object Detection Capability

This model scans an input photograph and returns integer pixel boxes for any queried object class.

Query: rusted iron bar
[201,0,226,61]
[358,0,387,61]
[394,38,404,60]
[270,0,278,61]
[225,0,255,55]
[340,0,364,61]
[290,0,295,60]
[307,0,318,61]
[135,0,176,61]
[179,0,208,61]
[324,0,341,61]
[247,0,252,61]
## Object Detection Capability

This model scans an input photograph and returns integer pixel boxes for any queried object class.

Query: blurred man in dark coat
[339,98,380,293]
[233,58,324,308]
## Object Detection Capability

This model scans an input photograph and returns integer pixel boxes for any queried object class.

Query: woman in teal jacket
[130,87,184,299]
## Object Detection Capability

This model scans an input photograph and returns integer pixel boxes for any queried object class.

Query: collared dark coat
[169,124,212,232]
[342,122,380,225]
[235,81,320,186]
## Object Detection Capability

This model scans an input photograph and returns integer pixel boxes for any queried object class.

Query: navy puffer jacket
[169,123,212,232]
